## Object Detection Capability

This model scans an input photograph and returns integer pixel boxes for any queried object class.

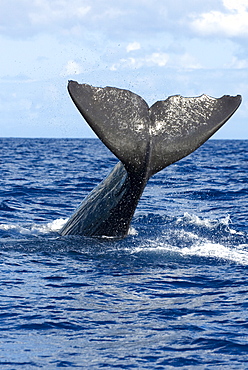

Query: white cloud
[62,60,82,76]
[0,0,91,37]
[224,56,248,69]
[178,53,202,70]
[147,53,168,67]
[223,0,248,12]
[110,52,169,70]
[191,0,248,36]
[110,51,202,71]
[126,42,141,52]
[29,1,91,25]
[0,0,230,42]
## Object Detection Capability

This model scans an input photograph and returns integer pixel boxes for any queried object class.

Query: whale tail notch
[68,80,241,177]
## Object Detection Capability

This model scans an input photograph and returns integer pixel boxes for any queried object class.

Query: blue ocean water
[0,137,247,369]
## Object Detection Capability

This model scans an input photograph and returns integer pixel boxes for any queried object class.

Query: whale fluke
[60,81,241,238]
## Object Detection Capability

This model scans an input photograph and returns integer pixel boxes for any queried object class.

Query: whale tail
[60,81,241,238]
[68,81,241,177]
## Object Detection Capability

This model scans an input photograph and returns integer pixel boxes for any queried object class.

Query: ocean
[0,137,247,369]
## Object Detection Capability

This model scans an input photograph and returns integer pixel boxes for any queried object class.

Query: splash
[132,213,248,265]
[177,212,244,235]
[0,218,68,236]
[133,235,248,266]
[0,213,247,266]
[180,241,248,265]
[31,218,68,234]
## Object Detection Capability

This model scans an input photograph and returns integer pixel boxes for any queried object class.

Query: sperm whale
[60,81,241,238]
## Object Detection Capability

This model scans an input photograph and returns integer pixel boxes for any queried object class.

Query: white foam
[177,212,230,227]
[177,212,244,235]
[0,218,68,236]
[128,227,138,236]
[1,214,247,266]
[180,242,248,265]
[0,224,17,231]
[31,218,68,234]
[133,238,248,266]
[0,223,30,234]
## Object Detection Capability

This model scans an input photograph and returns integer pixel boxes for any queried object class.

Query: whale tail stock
[60,81,241,238]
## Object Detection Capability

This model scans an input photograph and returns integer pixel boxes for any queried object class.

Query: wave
[0,218,68,236]
[132,213,248,265]
[177,212,244,236]
[0,213,247,265]
[134,234,248,266]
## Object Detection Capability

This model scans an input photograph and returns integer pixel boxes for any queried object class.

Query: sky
[1,0,248,139]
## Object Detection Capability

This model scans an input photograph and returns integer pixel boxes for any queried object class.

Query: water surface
[0,138,247,369]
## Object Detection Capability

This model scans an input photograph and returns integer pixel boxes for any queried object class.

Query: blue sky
[1,0,248,138]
